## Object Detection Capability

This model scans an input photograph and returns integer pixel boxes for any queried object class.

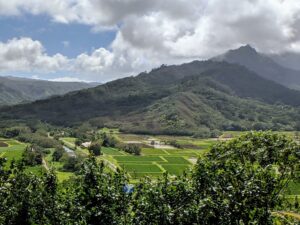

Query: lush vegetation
[1,61,300,136]
[0,132,299,224]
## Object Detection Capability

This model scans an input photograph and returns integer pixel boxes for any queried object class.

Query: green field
[114,156,165,162]
[141,148,168,155]
[111,153,194,178]
[102,147,125,155]
[0,139,45,175]
[160,164,190,176]
[0,139,27,167]
[119,163,162,173]
[96,134,218,179]
[162,156,191,164]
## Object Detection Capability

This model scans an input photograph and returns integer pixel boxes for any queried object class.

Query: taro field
[0,139,27,167]
[99,133,217,179]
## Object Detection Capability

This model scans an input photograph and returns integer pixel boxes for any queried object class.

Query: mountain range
[0,76,97,105]
[1,44,300,135]
[213,45,300,90]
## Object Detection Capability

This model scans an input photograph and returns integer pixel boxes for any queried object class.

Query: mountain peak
[229,44,258,56]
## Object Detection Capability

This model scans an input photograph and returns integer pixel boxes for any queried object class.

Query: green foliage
[59,158,130,224]
[0,132,299,224]
[52,146,64,162]
[0,158,58,225]
[120,144,141,155]
[88,141,102,156]
[2,61,300,134]
[61,156,83,172]
[22,144,43,166]
[17,132,59,148]
[192,131,300,224]
[102,133,117,147]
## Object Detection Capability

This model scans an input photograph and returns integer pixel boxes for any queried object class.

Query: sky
[0,0,300,82]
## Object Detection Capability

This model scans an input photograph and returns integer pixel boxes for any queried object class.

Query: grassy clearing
[141,148,168,155]
[60,137,76,149]
[1,150,23,167]
[119,164,162,173]
[102,147,125,155]
[0,141,8,147]
[56,171,74,181]
[118,134,149,142]
[164,149,201,157]
[25,165,45,176]
[129,172,164,178]
[162,156,191,164]
[114,156,165,163]
[99,127,120,134]
[287,181,300,195]
[161,164,190,176]
[0,139,27,168]
[44,148,75,182]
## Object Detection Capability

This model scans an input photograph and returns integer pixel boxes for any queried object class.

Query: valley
[1,129,298,198]
[0,45,300,224]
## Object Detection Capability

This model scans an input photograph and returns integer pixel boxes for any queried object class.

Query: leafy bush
[88,141,102,156]
[22,144,43,166]
[52,146,64,162]
[0,132,299,224]
[120,144,141,155]
[102,133,117,147]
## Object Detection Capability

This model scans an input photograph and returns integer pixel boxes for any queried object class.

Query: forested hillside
[0,76,97,105]
[1,61,300,135]
[213,45,300,90]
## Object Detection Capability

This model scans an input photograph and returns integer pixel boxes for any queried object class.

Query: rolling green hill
[1,61,300,134]
[0,76,97,105]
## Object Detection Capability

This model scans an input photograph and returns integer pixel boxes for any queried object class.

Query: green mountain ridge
[1,60,300,134]
[213,45,300,90]
[0,76,97,105]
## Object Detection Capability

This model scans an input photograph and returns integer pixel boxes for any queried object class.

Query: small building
[81,141,91,148]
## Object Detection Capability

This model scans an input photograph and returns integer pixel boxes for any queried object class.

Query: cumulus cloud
[1,0,300,81]
[0,37,68,72]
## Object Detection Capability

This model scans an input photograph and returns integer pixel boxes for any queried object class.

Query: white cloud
[49,76,91,82]
[1,0,300,81]
[0,37,68,72]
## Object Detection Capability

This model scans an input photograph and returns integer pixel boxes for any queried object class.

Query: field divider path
[153,162,166,173]
[162,149,170,155]
[42,157,49,171]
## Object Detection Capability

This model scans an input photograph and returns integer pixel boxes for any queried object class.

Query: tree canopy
[0,132,299,224]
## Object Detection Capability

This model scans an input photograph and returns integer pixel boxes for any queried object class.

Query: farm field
[99,143,206,178]
[0,138,45,175]
[0,139,27,167]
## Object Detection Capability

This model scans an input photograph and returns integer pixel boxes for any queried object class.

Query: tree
[52,146,64,161]
[63,157,130,224]
[102,133,117,147]
[192,131,300,224]
[88,141,102,156]
[120,144,141,155]
[22,144,43,166]
[0,158,59,225]
[62,156,82,172]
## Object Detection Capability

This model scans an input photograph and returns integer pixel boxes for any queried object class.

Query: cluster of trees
[0,132,299,224]
[22,144,44,166]
[88,141,102,156]
[119,144,141,155]
[0,124,61,149]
